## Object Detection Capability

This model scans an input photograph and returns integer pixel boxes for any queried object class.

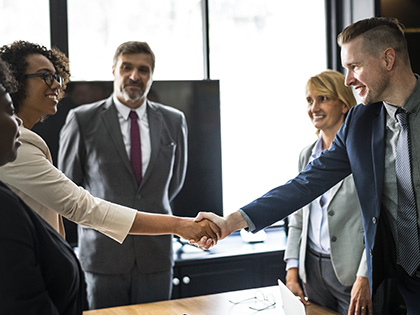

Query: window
[3,0,327,217]
[0,0,50,48]
[209,0,327,214]
[67,0,204,80]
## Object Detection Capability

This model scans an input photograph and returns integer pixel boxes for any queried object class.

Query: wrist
[286,267,299,283]
[173,217,189,238]
[226,211,248,235]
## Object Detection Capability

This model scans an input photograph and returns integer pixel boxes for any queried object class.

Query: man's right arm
[58,110,85,185]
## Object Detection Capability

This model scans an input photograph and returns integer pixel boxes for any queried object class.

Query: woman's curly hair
[0,58,18,94]
[0,41,70,113]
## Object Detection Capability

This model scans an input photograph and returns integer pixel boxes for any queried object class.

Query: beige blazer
[284,140,368,286]
[0,126,136,243]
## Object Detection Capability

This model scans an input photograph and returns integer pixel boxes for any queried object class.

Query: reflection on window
[209,0,326,214]
[0,0,50,48]
[68,0,204,80]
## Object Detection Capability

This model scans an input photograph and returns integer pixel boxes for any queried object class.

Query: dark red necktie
[129,111,142,185]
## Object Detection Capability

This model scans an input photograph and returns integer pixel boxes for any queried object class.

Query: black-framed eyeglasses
[25,72,63,87]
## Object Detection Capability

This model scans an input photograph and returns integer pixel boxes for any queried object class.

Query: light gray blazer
[58,96,187,275]
[284,140,367,286]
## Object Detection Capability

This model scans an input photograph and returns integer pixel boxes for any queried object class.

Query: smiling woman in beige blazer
[0,41,218,248]
[284,70,372,315]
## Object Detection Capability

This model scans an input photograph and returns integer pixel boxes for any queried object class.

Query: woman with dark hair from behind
[0,57,84,314]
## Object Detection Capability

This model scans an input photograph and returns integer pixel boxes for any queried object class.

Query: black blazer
[0,182,84,314]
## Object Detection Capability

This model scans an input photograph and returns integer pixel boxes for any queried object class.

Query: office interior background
[2,0,420,312]
[1,0,418,217]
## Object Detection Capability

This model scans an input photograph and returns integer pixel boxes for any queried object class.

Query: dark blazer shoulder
[0,182,35,229]
[67,96,113,126]
[148,100,185,118]
[147,100,186,133]
[72,96,111,115]
[346,102,384,123]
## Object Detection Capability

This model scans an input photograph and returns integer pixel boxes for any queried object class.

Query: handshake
[177,211,248,250]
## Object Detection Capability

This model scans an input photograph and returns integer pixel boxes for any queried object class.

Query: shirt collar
[311,135,324,159]
[402,73,420,115]
[112,94,147,120]
[383,74,420,121]
[383,102,399,121]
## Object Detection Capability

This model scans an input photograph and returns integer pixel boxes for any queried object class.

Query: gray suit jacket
[284,140,367,286]
[58,96,187,274]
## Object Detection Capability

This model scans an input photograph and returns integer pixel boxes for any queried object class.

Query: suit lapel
[141,101,163,187]
[305,140,344,204]
[100,97,136,183]
[328,179,344,204]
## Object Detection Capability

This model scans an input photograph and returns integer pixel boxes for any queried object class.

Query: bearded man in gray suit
[58,41,187,309]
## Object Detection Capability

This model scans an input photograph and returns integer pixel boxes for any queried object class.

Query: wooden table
[83,285,340,315]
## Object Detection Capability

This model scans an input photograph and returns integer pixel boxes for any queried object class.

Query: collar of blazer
[301,140,344,208]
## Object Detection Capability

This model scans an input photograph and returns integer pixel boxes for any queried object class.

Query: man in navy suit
[197,17,420,314]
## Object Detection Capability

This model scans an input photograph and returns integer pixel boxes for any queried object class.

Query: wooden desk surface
[83,285,340,315]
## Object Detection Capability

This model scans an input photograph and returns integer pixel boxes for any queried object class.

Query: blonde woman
[284,70,371,315]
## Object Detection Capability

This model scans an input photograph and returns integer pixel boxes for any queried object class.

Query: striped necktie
[395,108,420,276]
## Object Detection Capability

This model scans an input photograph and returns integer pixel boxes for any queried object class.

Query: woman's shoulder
[299,140,317,159]
[18,126,52,161]
[0,182,33,228]
[20,126,48,147]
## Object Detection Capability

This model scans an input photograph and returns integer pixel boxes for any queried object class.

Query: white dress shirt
[113,95,151,177]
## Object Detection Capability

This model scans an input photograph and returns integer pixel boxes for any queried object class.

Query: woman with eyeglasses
[0,41,217,250]
[0,57,84,314]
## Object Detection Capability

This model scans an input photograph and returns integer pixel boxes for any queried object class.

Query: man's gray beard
[121,90,144,103]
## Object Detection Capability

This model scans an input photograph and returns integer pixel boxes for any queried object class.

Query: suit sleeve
[0,192,60,314]
[241,120,352,232]
[168,112,188,202]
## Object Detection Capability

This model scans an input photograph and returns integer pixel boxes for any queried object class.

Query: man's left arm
[168,112,188,201]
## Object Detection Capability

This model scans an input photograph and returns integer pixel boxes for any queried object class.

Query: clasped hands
[180,211,246,250]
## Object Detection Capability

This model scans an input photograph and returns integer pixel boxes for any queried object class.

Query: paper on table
[278,279,306,315]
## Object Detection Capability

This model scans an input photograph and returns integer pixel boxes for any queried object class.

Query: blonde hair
[306,70,357,135]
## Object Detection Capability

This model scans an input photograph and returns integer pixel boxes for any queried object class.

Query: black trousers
[396,266,420,315]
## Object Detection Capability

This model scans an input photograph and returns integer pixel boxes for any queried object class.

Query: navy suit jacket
[242,101,394,293]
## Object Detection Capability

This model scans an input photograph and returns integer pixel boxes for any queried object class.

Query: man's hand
[348,276,372,315]
[195,212,230,239]
[285,268,310,305]
[176,218,220,249]
[195,210,248,240]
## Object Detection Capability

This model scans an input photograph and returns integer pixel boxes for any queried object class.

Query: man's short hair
[338,17,410,65]
[113,41,155,72]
